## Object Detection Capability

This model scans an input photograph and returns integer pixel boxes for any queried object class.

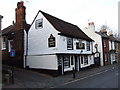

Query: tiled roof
[39,10,93,41]
[95,31,109,39]
[109,36,117,41]
[2,24,30,35]
[2,25,14,35]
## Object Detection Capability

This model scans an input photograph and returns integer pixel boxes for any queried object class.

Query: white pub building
[24,10,94,75]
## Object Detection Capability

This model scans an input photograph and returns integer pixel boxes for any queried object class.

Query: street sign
[10,49,15,57]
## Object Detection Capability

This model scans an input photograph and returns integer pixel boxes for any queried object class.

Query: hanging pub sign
[48,34,56,47]
[76,42,85,49]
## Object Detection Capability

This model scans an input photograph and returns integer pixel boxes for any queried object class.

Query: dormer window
[35,18,43,29]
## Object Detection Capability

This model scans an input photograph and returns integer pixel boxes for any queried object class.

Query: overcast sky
[0,0,119,33]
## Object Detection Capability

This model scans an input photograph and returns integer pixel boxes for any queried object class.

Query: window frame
[84,55,88,65]
[67,37,73,50]
[1,36,6,50]
[86,41,90,51]
[35,18,43,29]
[64,56,70,69]
[8,40,13,52]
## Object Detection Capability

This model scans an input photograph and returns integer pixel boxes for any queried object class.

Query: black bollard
[73,67,75,78]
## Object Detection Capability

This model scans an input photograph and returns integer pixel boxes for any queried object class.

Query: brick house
[96,30,109,65]
[108,34,116,64]
[114,39,120,63]
[2,1,30,67]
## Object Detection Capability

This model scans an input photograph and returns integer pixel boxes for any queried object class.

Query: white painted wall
[28,12,93,55]
[26,12,94,69]
[28,12,60,55]
[27,55,58,70]
[83,24,104,66]
[57,35,93,54]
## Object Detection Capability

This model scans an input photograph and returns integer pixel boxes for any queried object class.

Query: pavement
[2,63,119,89]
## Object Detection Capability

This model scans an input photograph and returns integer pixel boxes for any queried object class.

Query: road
[54,66,119,88]
[2,64,119,89]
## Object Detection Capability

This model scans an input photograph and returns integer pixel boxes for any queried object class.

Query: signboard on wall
[76,42,85,49]
[10,49,15,57]
[48,34,56,47]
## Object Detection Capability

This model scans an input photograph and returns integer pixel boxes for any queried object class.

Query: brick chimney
[88,22,95,32]
[15,1,26,30]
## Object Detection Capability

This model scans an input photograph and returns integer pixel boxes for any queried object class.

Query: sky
[0,0,119,34]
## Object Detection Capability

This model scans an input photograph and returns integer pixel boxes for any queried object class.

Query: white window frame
[67,37,73,50]
[64,56,70,69]
[1,36,6,50]
[86,41,90,51]
[84,55,88,65]
[35,18,43,29]
[8,40,13,52]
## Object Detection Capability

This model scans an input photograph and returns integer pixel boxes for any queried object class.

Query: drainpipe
[25,31,28,68]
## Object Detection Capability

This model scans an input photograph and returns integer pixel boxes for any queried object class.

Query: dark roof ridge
[30,10,93,41]
[39,10,77,26]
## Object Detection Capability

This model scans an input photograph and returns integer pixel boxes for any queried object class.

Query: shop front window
[58,56,62,66]
[64,56,70,68]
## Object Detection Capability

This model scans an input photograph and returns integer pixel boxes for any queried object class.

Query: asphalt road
[55,66,119,88]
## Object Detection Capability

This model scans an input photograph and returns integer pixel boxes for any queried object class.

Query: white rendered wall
[27,12,95,69]
[28,12,93,56]
[28,12,60,55]
[83,26,104,66]
[27,55,58,70]
[57,35,93,54]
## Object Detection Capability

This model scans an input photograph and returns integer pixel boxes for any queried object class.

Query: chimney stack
[15,1,26,30]
[88,22,95,32]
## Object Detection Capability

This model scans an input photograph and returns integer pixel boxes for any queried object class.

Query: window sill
[1,48,6,51]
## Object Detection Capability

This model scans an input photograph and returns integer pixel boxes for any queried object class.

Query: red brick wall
[2,1,26,67]
[102,38,109,65]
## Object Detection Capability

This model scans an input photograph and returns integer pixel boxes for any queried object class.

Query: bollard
[73,67,76,78]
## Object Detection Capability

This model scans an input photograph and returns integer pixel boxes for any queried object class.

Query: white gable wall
[28,12,60,55]
[28,12,93,55]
